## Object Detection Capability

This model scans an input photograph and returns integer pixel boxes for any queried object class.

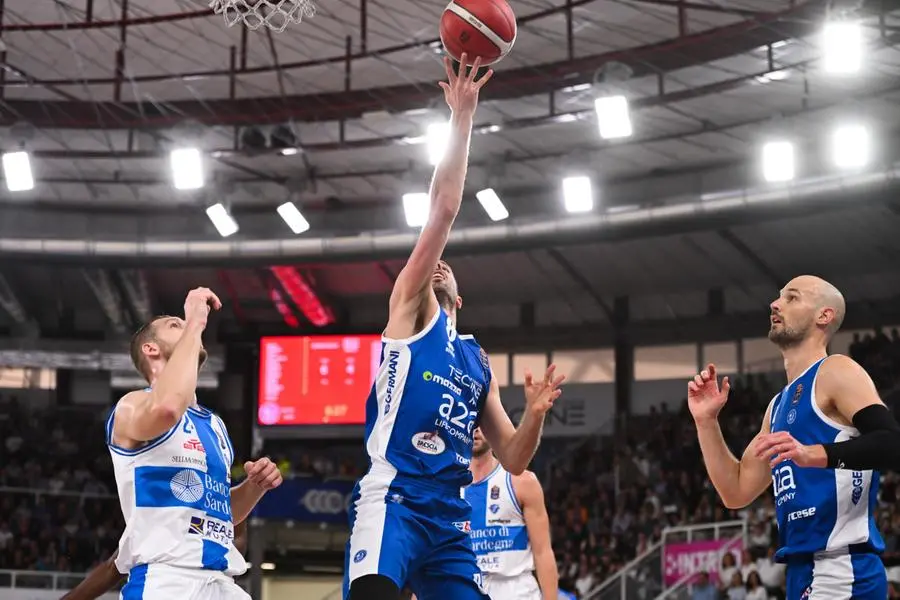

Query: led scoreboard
[257,334,382,426]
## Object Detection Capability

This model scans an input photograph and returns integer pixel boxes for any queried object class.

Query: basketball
[440,0,517,66]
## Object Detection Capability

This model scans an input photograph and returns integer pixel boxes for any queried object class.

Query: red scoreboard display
[257,334,382,426]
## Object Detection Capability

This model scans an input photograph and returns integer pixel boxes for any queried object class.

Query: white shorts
[482,572,541,600]
[119,564,250,600]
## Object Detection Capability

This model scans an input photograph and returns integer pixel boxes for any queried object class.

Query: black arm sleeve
[823,404,900,471]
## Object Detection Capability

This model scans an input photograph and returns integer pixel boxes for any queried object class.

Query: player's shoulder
[819,354,869,380]
[510,469,543,495]
[115,388,151,411]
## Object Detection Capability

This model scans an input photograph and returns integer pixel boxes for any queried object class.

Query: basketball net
[209,0,315,32]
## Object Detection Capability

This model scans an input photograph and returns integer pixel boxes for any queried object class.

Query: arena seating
[2,330,899,599]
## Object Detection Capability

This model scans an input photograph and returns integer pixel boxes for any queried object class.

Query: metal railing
[585,540,665,600]
[584,519,747,600]
[0,569,93,591]
[655,533,744,600]
[0,486,117,500]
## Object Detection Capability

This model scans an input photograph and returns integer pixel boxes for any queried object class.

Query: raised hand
[438,53,493,117]
[244,457,283,491]
[523,364,566,417]
[183,287,222,329]
[687,364,730,424]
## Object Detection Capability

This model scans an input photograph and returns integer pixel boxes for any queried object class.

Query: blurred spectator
[745,571,767,600]
[691,572,718,600]
[724,571,747,600]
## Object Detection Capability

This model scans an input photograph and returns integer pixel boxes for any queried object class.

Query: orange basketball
[440,0,517,66]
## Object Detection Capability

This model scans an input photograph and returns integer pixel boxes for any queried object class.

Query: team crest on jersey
[787,409,797,425]
[490,485,500,500]
[792,384,803,405]
[489,504,500,514]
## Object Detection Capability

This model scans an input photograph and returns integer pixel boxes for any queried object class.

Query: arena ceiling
[0,0,898,342]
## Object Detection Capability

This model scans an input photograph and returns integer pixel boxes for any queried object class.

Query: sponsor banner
[252,477,355,524]
[662,539,743,586]
[502,383,615,438]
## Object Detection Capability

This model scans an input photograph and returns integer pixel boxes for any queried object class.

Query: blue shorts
[343,470,488,600]
[786,552,887,599]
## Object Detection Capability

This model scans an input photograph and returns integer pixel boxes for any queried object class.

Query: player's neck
[470,453,498,483]
[781,339,828,383]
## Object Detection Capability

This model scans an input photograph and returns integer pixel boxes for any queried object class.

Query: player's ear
[456,295,463,310]
[817,307,834,327]
[142,341,161,359]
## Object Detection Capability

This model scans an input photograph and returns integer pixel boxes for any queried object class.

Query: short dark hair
[129,315,171,382]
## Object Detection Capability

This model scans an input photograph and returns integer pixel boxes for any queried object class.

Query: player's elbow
[429,195,460,221]
[720,494,752,510]
[499,457,527,476]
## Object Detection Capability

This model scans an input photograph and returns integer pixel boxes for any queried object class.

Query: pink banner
[662,539,743,586]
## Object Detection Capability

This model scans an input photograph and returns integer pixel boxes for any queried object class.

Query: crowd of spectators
[2,327,899,599]
[549,327,900,599]
[0,395,121,576]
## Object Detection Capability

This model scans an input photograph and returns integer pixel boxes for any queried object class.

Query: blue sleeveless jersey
[363,308,492,490]
[770,357,884,562]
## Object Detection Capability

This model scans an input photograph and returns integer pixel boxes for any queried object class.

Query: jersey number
[439,393,475,433]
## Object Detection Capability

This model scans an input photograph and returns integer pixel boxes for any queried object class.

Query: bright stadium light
[206,203,239,237]
[832,124,870,169]
[762,141,795,182]
[170,147,204,190]
[822,21,862,74]
[2,151,34,192]
[475,188,509,222]
[562,176,593,213]
[277,201,311,234]
[426,121,451,166]
[402,192,430,227]
[594,95,633,139]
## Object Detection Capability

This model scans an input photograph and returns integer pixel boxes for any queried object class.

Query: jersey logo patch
[183,438,206,453]
[188,516,204,534]
[792,384,803,405]
[787,409,797,425]
[489,503,500,514]
[170,469,205,503]
[411,431,446,455]
[490,485,500,500]
[353,550,367,563]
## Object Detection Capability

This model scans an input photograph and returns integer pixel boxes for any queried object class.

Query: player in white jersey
[462,428,558,600]
[106,287,282,600]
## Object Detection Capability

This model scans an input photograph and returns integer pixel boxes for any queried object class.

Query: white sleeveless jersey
[106,401,247,577]
[462,464,534,577]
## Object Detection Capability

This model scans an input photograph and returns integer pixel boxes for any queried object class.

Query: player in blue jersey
[106,287,282,599]
[343,54,566,600]
[689,275,900,599]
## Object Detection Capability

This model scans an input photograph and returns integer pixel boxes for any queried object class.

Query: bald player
[689,275,900,599]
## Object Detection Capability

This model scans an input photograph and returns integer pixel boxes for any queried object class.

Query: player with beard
[343,55,566,600]
[461,427,558,600]
[689,275,899,599]
[104,287,282,599]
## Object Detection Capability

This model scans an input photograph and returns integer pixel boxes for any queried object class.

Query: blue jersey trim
[472,463,502,486]
[105,404,179,457]
[506,471,523,516]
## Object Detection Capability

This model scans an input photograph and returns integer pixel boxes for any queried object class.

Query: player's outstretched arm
[480,365,565,475]
[753,355,900,471]
[514,471,559,599]
[113,288,221,444]
[60,551,123,600]
[689,364,772,509]
[385,54,492,340]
